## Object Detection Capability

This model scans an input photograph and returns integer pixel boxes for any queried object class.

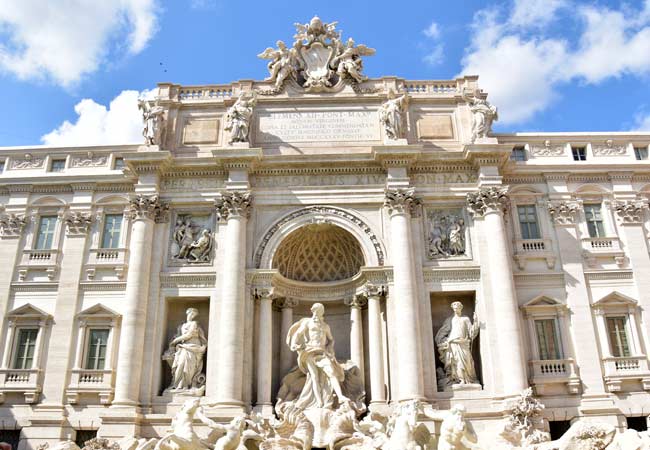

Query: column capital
[384,188,420,216]
[547,200,581,226]
[0,213,27,238]
[273,297,298,310]
[615,200,648,225]
[345,295,368,308]
[466,186,508,218]
[215,190,252,220]
[128,194,169,222]
[254,286,277,301]
[63,211,93,235]
[357,282,386,300]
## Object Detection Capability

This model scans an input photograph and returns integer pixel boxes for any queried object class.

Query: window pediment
[6,303,51,322]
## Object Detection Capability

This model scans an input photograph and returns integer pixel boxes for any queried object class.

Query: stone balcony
[17,249,60,281]
[513,238,556,270]
[85,248,129,280]
[581,237,626,268]
[603,355,650,392]
[66,369,114,404]
[529,358,581,396]
[0,368,41,403]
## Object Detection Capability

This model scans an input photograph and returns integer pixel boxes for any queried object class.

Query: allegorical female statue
[286,303,349,409]
[225,92,257,144]
[435,301,480,388]
[163,308,207,395]
[379,89,409,140]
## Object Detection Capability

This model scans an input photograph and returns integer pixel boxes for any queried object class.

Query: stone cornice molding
[384,188,421,216]
[615,200,648,224]
[6,184,33,194]
[212,148,263,171]
[463,144,511,167]
[64,211,93,235]
[121,150,172,176]
[0,213,27,238]
[128,194,169,223]
[466,186,509,217]
[372,146,421,168]
[547,200,581,225]
[215,191,253,220]
[543,173,569,183]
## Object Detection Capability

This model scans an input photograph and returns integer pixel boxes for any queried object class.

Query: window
[607,316,631,357]
[113,157,124,170]
[534,319,562,360]
[12,329,38,369]
[35,216,57,250]
[627,416,648,432]
[85,329,109,370]
[517,205,541,239]
[0,160,5,172]
[75,430,97,448]
[635,147,649,160]
[571,146,587,161]
[49,159,66,172]
[549,421,572,440]
[511,146,527,161]
[101,215,122,249]
[583,204,605,238]
[0,430,21,450]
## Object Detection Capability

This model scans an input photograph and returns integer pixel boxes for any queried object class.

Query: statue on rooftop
[379,89,409,140]
[138,98,165,146]
[467,96,498,142]
[225,92,257,144]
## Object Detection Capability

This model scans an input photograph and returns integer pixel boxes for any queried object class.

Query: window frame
[100,214,123,249]
[1,304,51,373]
[510,146,527,162]
[33,215,58,250]
[48,158,67,173]
[12,328,39,370]
[634,146,649,161]
[583,203,606,238]
[517,204,542,240]
[592,292,645,359]
[534,318,563,360]
[571,146,587,161]
[521,296,571,362]
[606,315,632,357]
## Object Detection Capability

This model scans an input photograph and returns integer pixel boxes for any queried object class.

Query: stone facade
[1,16,650,450]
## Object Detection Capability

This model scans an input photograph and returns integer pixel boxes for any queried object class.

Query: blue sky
[1,0,649,147]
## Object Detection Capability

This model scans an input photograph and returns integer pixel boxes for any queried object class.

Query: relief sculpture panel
[425,208,468,259]
[169,213,215,264]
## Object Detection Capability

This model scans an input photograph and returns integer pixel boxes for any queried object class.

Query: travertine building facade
[1,17,650,450]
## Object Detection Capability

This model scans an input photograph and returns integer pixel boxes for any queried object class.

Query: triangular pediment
[592,291,637,308]
[524,295,561,307]
[6,303,51,319]
[77,303,120,318]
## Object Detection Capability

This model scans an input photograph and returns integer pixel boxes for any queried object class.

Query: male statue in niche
[435,301,480,390]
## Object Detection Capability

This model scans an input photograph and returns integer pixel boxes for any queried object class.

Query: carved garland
[254,206,385,268]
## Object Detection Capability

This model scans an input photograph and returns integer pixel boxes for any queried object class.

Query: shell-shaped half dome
[272,223,365,283]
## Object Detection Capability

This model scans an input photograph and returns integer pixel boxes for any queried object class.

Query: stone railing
[178,86,233,100]
[516,238,551,253]
[582,237,622,252]
[85,248,129,280]
[513,238,556,270]
[603,355,650,392]
[67,369,114,405]
[529,359,581,395]
[402,80,460,94]
[0,368,41,403]
[20,249,59,266]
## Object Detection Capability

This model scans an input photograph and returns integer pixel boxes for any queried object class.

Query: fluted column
[213,191,252,406]
[384,188,424,401]
[275,297,298,377]
[345,295,367,379]
[113,195,167,406]
[255,287,274,413]
[362,283,386,404]
[467,187,527,394]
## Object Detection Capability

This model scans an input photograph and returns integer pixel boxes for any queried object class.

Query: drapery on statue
[435,301,480,388]
[379,89,409,140]
[467,96,498,142]
[330,38,375,83]
[163,308,207,394]
[225,92,257,144]
[286,303,350,410]
[258,40,298,90]
[138,98,165,146]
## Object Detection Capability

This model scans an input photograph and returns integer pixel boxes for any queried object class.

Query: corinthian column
[113,194,167,406]
[255,287,274,414]
[384,188,424,401]
[345,294,367,379]
[467,187,527,394]
[213,191,252,407]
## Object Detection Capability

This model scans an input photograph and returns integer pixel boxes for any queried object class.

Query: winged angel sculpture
[258,16,375,92]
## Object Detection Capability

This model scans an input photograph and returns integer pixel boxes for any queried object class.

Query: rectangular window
[0,160,5,172]
[12,329,38,369]
[572,146,587,161]
[511,146,527,161]
[113,157,124,170]
[35,216,57,250]
[535,319,562,360]
[635,147,649,160]
[517,205,541,239]
[583,204,605,238]
[49,159,66,172]
[101,214,123,249]
[607,316,631,357]
[85,329,109,370]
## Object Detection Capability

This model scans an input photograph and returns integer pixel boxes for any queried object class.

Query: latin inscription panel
[256,110,380,143]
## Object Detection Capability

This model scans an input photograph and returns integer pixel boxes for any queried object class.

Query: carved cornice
[159,273,216,289]
[615,200,648,224]
[215,191,252,220]
[128,194,169,222]
[384,188,420,216]
[423,267,481,283]
[466,186,508,217]
[64,211,93,235]
[0,213,27,238]
[547,200,581,225]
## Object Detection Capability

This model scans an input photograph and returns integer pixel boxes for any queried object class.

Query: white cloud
[510,0,566,27]
[422,21,444,66]
[458,1,650,124]
[631,112,650,131]
[41,90,149,146]
[424,22,440,39]
[0,0,159,87]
